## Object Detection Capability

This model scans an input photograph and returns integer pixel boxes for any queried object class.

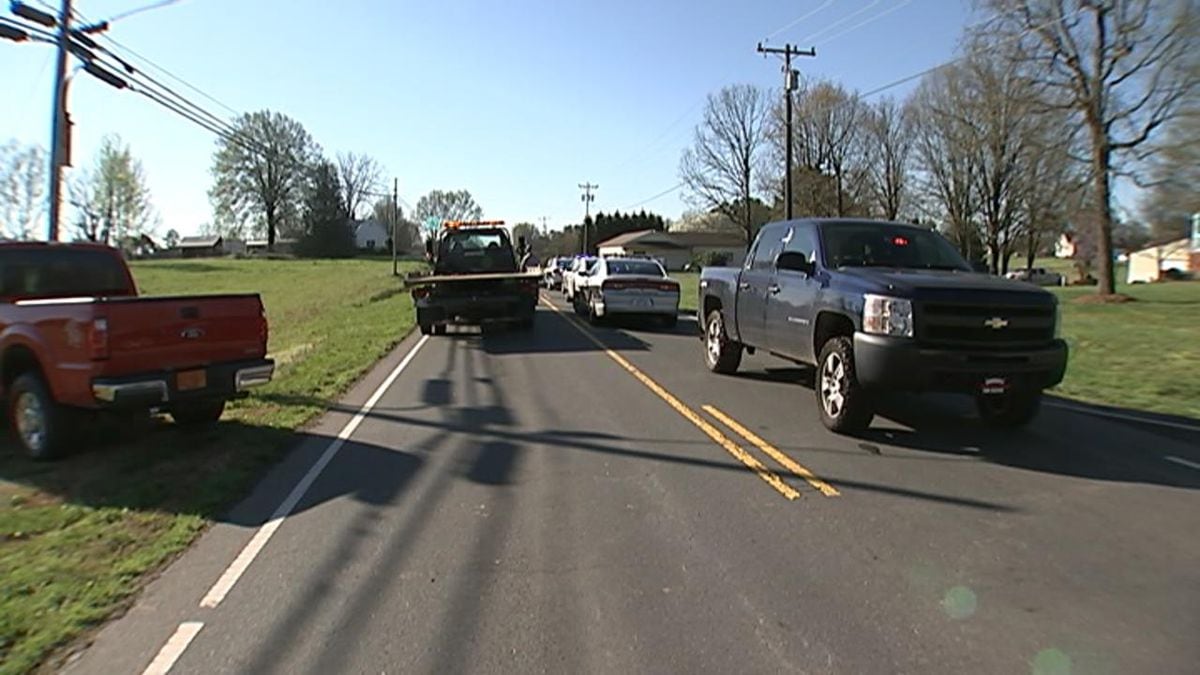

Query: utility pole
[539,215,549,235]
[391,177,399,276]
[48,0,73,241]
[578,182,597,254]
[756,42,815,221]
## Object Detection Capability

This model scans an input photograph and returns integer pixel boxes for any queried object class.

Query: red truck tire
[8,372,73,460]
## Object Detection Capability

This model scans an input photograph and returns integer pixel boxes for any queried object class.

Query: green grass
[0,258,422,675]
[1051,282,1200,418]
[677,269,1199,418]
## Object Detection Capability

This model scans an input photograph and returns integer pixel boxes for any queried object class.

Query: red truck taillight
[88,318,109,360]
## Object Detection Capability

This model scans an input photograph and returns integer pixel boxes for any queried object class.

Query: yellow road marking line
[540,295,800,501]
[702,405,841,497]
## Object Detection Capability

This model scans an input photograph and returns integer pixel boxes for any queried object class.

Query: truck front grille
[918,301,1055,350]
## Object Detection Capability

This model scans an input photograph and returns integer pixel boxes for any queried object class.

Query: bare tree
[69,135,157,246]
[862,97,914,220]
[985,0,1200,295]
[795,81,865,217]
[1139,95,1200,241]
[680,84,771,246]
[336,152,383,221]
[911,66,984,262]
[0,140,47,240]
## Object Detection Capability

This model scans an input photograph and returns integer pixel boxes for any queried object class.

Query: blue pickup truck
[699,218,1068,434]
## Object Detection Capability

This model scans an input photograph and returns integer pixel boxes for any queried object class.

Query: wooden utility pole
[48,0,73,241]
[578,182,597,254]
[756,43,815,221]
[391,177,399,276]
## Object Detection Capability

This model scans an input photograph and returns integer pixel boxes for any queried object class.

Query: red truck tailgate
[99,294,267,373]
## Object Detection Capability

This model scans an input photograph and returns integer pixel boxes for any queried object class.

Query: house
[115,233,161,259]
[1054,233,1076,259]
[595,229,746,270]
[354,219,389,251]
[1126,238,1194,283]
[176,235,224,258]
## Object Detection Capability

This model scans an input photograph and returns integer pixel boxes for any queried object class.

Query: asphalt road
[67,294,1200,675]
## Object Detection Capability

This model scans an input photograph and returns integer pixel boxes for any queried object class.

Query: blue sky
[3,0,988,237]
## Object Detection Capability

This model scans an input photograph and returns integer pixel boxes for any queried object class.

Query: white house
[1126,238,1194,283]
[354,219,389,251]
[1054,233,1076,258]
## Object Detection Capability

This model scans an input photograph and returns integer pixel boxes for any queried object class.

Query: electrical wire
[624,182,685,211]
[0,16,58,43]
[814,0,913,47]
[762,0,836,42]
[95,34,240,116]
[799,0,885,45]
[106,0,187,24]
[857,6,1087,100]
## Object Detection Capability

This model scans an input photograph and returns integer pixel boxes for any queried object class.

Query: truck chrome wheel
[15,391,47,455]
[706,316,722,364]
[820,352,847,418]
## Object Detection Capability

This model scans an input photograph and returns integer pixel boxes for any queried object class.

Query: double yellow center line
[540,296,838,501]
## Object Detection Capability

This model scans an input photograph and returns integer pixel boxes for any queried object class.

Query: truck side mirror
[776,251,814,276]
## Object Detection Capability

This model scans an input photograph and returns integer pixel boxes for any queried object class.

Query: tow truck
[405,220,541,335]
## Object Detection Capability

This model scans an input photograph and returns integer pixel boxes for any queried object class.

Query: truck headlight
[863,294,914,338]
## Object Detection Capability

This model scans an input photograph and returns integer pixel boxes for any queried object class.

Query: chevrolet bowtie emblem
[983,317,1009,329]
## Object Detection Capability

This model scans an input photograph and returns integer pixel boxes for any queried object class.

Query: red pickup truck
[0,242,274,460]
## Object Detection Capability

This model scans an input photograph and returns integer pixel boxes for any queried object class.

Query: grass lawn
[0,258,421,675]
[674,269,1199,419]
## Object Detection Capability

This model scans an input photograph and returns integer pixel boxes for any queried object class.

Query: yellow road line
[702,405,841,497]
[539,295,800,501]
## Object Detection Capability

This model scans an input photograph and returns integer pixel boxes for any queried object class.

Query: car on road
[1005,267,1065,286]
[563,255,598,303]
[406,221,540,335]
[699,218,1068,433]
[543,257,573,290]
[0,242,275,459]
[572,257,680,327]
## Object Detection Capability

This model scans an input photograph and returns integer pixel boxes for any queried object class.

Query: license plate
[981,377,1008,395]
[177,369,207,391]
[633,298,652,307]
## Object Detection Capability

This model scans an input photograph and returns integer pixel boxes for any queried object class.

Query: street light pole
[47,0,73,241]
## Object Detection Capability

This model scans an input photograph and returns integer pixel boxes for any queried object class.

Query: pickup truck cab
[0,242,274,459]
[700,219,1068,433]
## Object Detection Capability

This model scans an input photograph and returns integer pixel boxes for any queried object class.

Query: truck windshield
[0,248,133,299]
[821,223,970,271]
[436,230,517,273]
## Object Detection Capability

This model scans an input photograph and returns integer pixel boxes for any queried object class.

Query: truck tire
[703,310,742,374]
[976,389,1042,429]
[816,337,874,435]
[419,322,433,335]
[587,293,604,325]
[8,373,73,461]
[170,399,226,427]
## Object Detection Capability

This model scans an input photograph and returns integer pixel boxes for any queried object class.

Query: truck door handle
[768,284,781,295]
[739,282,751,290]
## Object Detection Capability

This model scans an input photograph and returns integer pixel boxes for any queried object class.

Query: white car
[563,256,598,302]
[573,257,680,327]
[1005,267,1065,287]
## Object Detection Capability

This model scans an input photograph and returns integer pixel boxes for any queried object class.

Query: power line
[857,6,1087,100]
[94,33,240,116]
[814,0,913,47]
[107,0,186,24]
[799,0,885,45]
[624,181,684,211]
[763,0,835,42]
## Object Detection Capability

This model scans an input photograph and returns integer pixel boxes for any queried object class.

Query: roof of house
[355,219,388,235]
[246,238,298,247]
[177,235,222,248]
[669,231,745,248]
[596,229,678,249]
[1130,238,1191,257]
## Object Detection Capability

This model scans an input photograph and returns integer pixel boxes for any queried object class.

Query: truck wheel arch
[813,312,855,360]
[1,344,46,394]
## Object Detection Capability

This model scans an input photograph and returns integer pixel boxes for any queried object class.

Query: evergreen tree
[298,160,355,258]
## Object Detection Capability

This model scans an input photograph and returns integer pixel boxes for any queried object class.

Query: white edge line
[1044,401,1200,432]
[1165,455,1200,472]
[141,622,203,675]
[198,334,430,609]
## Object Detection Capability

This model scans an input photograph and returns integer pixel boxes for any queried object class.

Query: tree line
[680,0,1198,295]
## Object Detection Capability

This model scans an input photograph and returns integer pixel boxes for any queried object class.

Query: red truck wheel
[8,373,72,460]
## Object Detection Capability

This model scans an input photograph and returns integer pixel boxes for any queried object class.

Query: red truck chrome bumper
[91,359,275,407]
